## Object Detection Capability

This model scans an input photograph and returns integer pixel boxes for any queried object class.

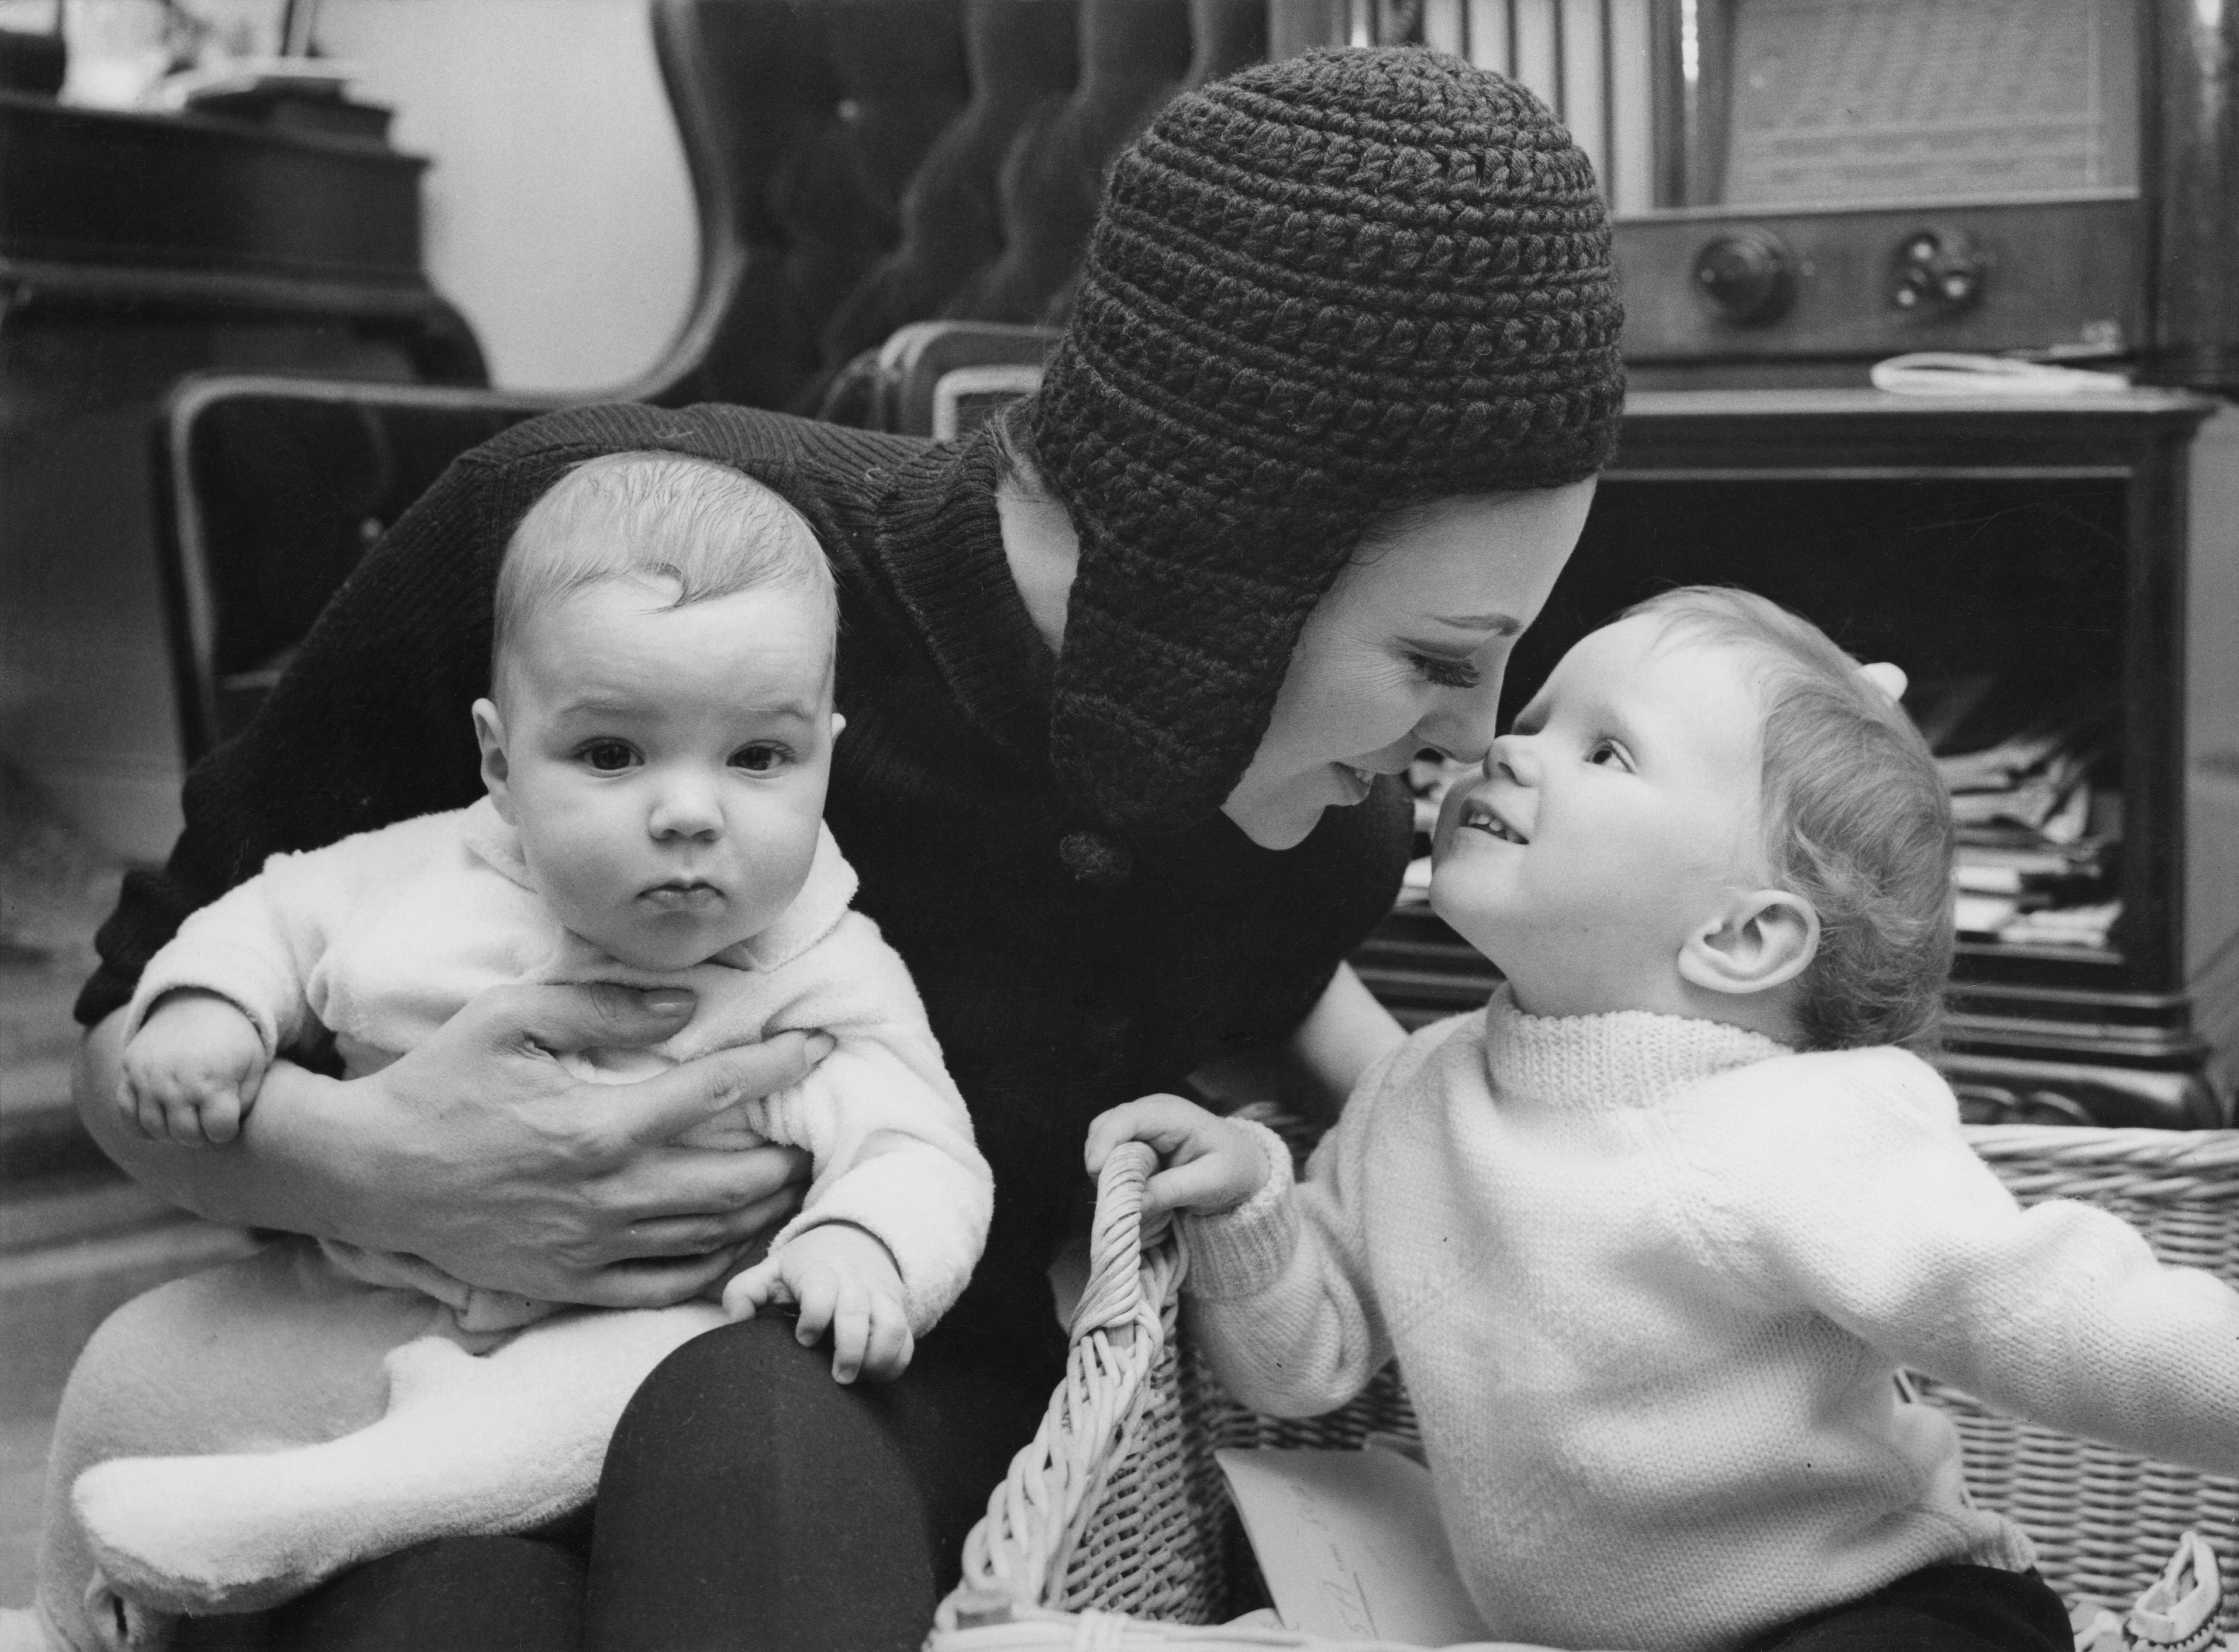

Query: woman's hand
[1085,1095,1270,1221]
[77,984,826,1308]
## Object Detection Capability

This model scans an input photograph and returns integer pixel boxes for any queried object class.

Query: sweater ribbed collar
[1482,985,1792,1112]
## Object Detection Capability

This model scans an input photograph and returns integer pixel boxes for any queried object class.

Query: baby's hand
[118,991,268,1145]
[1085,1095,1270,1221]
[722,1223,913,1383]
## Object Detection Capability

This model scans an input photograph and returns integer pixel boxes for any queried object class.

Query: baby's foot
[72,1455,322,1617]
[75,1305,725,1616]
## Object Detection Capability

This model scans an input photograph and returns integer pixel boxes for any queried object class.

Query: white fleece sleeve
[737,915,991,1336]
[1180,1048,1402,1420]
[1682,1046,2239,1475]
[123,828,400,1060]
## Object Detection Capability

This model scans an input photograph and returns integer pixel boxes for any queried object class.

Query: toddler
[23,453,991,1652]
[1091,586,2239,1652]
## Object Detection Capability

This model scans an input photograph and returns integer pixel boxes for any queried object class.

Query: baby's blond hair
[493,452,836,690]
[1626,586,1955,1052]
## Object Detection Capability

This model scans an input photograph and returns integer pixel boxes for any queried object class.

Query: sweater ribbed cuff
[1182,1118,1300,1302]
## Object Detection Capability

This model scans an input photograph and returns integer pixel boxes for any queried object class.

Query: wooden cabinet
[1355,388,2239,1128]
[0,92,479,861]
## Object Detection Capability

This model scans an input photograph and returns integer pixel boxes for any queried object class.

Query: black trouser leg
[168,1535,585,1652]
[584,1315,1050,1652]
[1747,1565,2075,1652]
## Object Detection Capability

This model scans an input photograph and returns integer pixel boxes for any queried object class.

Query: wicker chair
[929,1130,2239,1650]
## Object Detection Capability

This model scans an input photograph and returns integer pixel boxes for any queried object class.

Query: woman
[66,46,1621,1652]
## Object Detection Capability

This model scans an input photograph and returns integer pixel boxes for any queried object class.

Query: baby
[1091,586,2239,1652]
[24,453,991,1652]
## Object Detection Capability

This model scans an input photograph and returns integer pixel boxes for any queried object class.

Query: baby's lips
[1431,778,1481,851]
[639,882,727,913]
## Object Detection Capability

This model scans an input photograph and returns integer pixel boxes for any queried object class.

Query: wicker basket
[930,1126,2239,1649]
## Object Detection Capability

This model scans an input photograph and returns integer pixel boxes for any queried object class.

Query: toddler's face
[480,578,839,971]
[1429,615,1771,1018]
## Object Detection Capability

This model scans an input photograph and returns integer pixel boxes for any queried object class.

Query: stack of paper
[1936,726,2120,952]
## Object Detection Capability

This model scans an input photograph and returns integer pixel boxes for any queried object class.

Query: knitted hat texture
[1025,46,1624,834]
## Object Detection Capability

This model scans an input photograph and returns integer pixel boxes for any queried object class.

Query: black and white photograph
[1,1,2235,1648]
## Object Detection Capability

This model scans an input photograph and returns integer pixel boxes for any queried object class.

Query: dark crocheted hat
[1024,46,1625,835]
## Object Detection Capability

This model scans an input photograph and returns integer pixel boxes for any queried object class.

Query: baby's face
[1429,615,1771,1018]
[481,578,839,971]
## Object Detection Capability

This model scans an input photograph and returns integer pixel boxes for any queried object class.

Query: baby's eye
[730,744,789,774]
[580,740,638,773]
[1410,652,1482,690]
[1587,739,1629,769]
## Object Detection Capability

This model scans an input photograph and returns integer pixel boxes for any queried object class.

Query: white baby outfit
[1186,990,2239,1652]
[122,797,989,1334]
[27,800,989,1652]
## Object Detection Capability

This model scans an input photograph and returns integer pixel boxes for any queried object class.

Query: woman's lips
[1332,763,1377,802]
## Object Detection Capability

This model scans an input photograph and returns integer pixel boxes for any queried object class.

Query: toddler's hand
[118,991,268,1145]
[722,1223,913,1383]
[1085,1095,1270,1221]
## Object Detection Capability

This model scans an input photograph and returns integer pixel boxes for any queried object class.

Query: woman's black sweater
[80,403,1411,1380]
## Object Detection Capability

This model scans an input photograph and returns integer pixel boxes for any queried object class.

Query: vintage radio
[1274,0,2239,388]
[1251,0,2239,1124]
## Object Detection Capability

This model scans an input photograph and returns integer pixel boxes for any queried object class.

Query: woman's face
[1220,480,1597,851]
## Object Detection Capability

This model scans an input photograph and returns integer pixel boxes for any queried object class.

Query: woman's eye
[1410,652,1481,690]
[730,745,787,774]
[581,741,636,773]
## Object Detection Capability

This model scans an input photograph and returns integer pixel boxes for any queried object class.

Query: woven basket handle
[941,1138,1187,1624]
[1068,1139,1170,1345]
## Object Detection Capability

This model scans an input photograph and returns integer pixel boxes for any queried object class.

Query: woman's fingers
[462,982,698,1058]
[593,1143,811,1242]
[566,1249,754,1312]
[609,1032,837,1147]
[612,1142,812,1220]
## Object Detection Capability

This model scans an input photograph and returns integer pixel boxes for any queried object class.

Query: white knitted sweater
[1186,990,2239,1652]
[125,798,991,1337]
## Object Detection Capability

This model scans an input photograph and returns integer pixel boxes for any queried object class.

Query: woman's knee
[587,1317,1046,1652]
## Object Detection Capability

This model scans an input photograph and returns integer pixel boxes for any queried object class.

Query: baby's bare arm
[118,990,270,1146]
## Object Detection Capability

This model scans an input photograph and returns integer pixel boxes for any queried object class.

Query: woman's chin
[1220,793,1328,852]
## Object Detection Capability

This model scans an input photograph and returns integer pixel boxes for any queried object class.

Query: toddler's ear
[1678,890,1819,997]
[471,698,514,821]
[1858,661,1907,703]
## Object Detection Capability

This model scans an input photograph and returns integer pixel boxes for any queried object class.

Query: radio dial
[1691,229,1796,325]
[1890,229,1986,317]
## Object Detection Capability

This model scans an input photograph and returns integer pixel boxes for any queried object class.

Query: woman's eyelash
[1410,652,1481,689]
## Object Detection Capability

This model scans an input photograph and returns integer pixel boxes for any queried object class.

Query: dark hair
[1626,586,1955,1052]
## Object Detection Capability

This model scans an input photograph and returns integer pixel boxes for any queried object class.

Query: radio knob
[1890,229,1986,316]
[1691,229,1796,325]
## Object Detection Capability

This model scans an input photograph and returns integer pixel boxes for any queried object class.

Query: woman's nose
[648,775,723,840]
[1415,671,1507,764]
